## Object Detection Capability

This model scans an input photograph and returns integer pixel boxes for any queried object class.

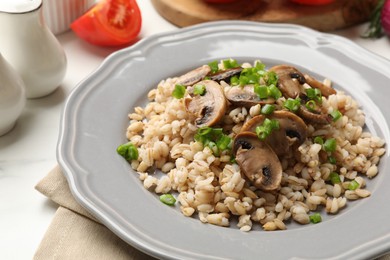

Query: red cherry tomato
[290,0,334,5]
[71,0,142,46]
[203,0,239,3]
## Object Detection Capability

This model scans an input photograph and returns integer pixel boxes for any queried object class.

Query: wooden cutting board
[151,0,378,31]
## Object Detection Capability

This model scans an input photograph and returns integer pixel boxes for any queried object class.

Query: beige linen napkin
[34,165,155,260]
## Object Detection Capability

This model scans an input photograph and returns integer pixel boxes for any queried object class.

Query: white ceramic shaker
[0,53,26,136]
[0,0,67,99]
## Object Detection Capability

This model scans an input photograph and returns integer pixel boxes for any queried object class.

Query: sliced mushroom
[176,65,211,86]
[241,111,307,156]
[269,65,306,98]
[225,85,275,108]
[208,67,243,83]
[233,132,282,191]
[185,80,227,127]
[304,74,336,97]
[298,105,332,125]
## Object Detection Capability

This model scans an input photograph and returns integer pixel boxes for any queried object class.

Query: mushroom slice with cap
[269,65,306,99]
[298,105,332,125]
[241,111,308,156]
[208,67,243,83]
[176,65,211,86]
[233,132,282,191]
[304,74,336,97]
[185,80,227,127]
[225,85,275,108]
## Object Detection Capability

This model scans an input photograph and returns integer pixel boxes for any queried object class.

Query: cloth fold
[34,165,155,260]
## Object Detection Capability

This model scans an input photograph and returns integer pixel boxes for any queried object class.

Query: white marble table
[0,1,389,259]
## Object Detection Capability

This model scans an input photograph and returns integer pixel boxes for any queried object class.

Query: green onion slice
[261,104,275,115]
[172,84,186,99]
[193,84,206,96]
[230,76,239,86]
[348,180,360,190]
[305,100,317,111]
[222,59,238,69]
[283,98,301,112]
[216,135,232,151]
[323,138,337,152]
[194,126,232,156]
[266,71,278,86]
[268,84,282,99]
[208,60,219,73]
[254,85,269,99]
[309,213,322,224]
[306,88,322,102]
[116,142,139,161]
[313,136,324,145]
[329,172,341,184]
[159,194,176,206]
[330,110,342,122]
[256,118,280,140]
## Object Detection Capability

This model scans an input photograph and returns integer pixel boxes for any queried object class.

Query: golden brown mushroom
[208,67,242,83]
[185,80,227,127]
[298,105,332,125]
[176,65,211,86]
[233,132,282,191]
[241,111,308,156]
[304,74,336,97]
[269,65,306,98]
[225,85,275,108]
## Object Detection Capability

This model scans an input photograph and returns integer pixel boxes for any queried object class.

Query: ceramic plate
[57,21,390,259]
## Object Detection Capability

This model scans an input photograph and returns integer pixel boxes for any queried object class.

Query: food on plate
[71,0,141,46]
[119,59,386,231]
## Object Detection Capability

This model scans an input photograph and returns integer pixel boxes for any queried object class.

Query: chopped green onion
[230,76,239,86]
[159,194,176,206]
[305,100,317,111]
[330,110,342,122]
[239,75,249,86]
[208,60,219,73]
[172,84,186,99]
[256,118,280,140]
[314,136,324,145]
[254,85,269,99]
[309,213,322,224]
[222,59,238,69]
[194,126,231,156]
[306,88,322,102]
[249,74,261,84]
[197,126,213,136]
[254,60,266,71]
[348,180,360,190]
[266,71,278,86]
[193,84,206,96]
[283,98,301,112]
[329,172,341,184]
[261,104,275,115]
[116,142,139,161]
[268,84,282,99]
[328,156,337,164]
[323,138,337,152]
[216,135,232,151]
[207,141,219,156]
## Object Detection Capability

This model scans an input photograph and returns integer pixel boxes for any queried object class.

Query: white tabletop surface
[1,1,390,259]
